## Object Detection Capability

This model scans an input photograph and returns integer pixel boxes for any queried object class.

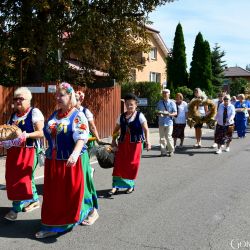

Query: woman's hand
[145,141,151,151]
[111,140,118,149]
[66,151,80,167]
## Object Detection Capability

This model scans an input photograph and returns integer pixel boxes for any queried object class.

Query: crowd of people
[1,82,249,239]
[156,88,250,155]
[1,83,152,239]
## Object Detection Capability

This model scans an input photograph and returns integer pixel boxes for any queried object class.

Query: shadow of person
[35,183,43,196]
[0,206,73,243]
[96,189,115,199]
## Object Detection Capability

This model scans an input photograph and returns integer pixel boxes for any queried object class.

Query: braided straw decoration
[0,125,22,141]
[188,99,216,127]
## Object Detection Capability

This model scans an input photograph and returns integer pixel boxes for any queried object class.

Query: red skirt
[112,133,142,180]
[41,156,84,226]
[5,147,35,201]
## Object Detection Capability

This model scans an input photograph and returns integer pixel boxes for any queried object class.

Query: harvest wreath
[187,98,216,128]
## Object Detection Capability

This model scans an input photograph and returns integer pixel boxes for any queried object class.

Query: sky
[149,0,250,70]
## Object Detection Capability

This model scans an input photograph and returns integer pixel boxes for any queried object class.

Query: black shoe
[125,188,134,194]
[108,188,119,196]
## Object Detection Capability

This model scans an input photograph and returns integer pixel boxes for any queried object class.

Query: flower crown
[61,82,73,94]
[76,91,85,102]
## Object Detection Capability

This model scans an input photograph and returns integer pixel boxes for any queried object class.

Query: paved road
[0,127,250,250]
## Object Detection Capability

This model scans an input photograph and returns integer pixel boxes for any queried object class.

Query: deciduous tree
[0,0,175,85]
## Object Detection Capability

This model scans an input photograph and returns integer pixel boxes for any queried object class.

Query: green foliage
[211,43,226,94]
[121,81,161,105]
[172,86,193,101]
[189,32,204,90]
[121,81,162,125]
[0,0,176,86]
[168,23,188,88]
[189,33,213,97]
[230,78,249,96]
[202,40,213,96]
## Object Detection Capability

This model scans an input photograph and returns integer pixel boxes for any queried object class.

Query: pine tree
[211,43,226,94]
[189,32,204,90]
[171,23,188,88]
[201,40,213,96]
[189,33,213,96]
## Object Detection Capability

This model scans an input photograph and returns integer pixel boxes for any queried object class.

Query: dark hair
[124,93,138,102]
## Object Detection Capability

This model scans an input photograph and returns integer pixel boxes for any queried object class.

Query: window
[150,72,161,83]
[150,47,157,60]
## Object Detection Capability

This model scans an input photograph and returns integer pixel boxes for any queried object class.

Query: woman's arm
[111,124,120,147]
[141,122,151,151]
[26,121,44,139]
[88,120,100,142]
[66,139,85,167]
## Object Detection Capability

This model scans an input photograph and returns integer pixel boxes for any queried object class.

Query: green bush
[121,81,162,125]
[172,86,193,102]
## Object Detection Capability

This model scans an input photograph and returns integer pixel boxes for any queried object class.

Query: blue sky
[149,0,250,70]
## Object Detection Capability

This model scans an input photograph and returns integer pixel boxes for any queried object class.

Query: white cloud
[149,0,250,68]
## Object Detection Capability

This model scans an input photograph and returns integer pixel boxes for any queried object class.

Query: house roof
[224,66,250,77]
[146,26,169,57]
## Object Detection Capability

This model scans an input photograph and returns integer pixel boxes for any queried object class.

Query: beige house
[131,26,169,86]
[223,66,250,93]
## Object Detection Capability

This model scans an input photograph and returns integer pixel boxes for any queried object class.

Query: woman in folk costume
[4,87,44,221]
[234,94,250,138]
[36,82,98,239]
[75,91,100,144]
[108,93,151,196]
[75,91,100,177]
[214,95,235,154]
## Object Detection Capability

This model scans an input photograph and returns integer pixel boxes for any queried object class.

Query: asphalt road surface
[0,128,250,250]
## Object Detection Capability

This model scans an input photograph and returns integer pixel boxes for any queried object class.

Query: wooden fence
[0,83,121,155]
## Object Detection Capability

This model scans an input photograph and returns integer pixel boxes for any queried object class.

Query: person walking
[75,90,101,144]
[4,87,44,221]
[75,90,100,177]
[234,94,250,138]
[212,92,226,148]
[156,89,177,156]
[108,93,151,196]
[172,93,188,148]
[214,95,235,154]
[190,88,208,148]
[36,82,98,239]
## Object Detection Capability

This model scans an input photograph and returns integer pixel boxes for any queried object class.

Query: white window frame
[150,47,157,60]
[149,72,161,83]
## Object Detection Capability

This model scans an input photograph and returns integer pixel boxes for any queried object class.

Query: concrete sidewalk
[0,126,213,186]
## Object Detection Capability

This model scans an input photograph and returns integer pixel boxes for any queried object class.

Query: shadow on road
[0,209,73,243]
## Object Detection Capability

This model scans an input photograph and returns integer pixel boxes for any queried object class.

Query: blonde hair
[14,87,32,102]
[238,94,245,100]
[175,93,183,100]
[58,82,77,107]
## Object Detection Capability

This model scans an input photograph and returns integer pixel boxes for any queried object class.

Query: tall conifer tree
[189,32,204,90]
[201,40,213,96]
[189,33,213,96]
[171,23,188,87]
[211,43,226,93]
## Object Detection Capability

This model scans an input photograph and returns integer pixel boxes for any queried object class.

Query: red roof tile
[224,66,250,77]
